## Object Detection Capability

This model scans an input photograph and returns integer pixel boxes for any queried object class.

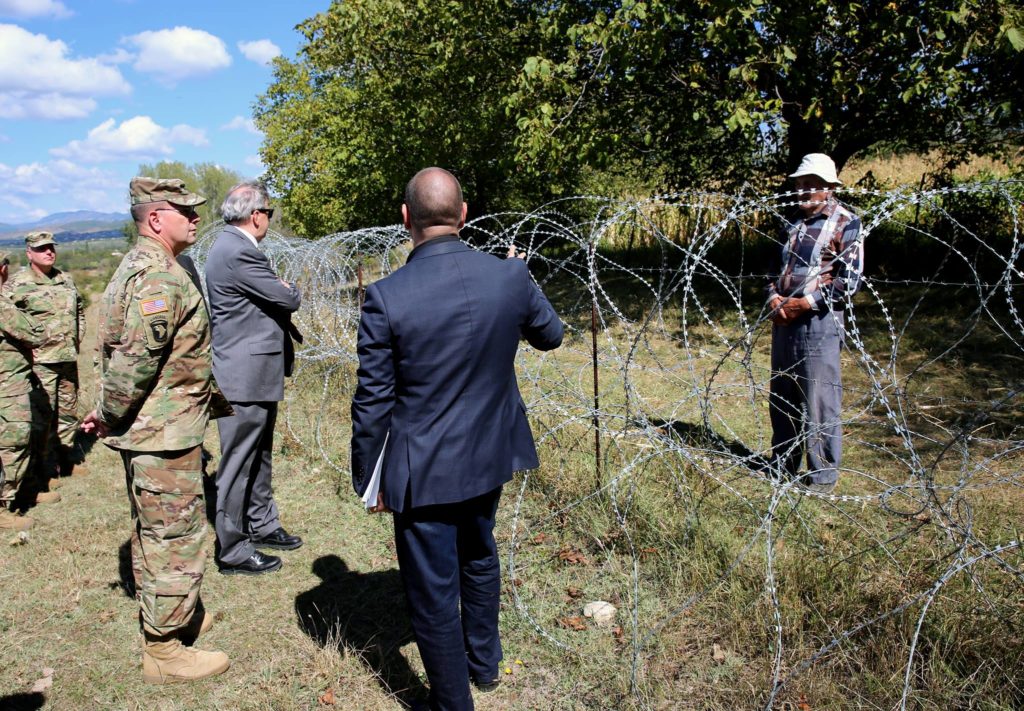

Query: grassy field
[2,203,1022,710]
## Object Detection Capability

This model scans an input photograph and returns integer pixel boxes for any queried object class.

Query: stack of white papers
[360,431,388,509]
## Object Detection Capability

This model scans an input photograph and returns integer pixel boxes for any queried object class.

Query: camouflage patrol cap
[25,231,56,248]
[129,177,207,207]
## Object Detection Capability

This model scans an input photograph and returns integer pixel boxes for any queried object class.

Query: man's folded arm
[0,294,45,348]
[229,247,302,313]
[350,283,396,495]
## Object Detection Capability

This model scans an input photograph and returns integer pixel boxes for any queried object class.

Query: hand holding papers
[361,432,390,513]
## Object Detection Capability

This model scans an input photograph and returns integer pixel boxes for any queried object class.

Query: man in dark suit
[205,181,303,576]
[351,168,563,710]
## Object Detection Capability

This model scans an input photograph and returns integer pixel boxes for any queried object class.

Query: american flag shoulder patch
[139,296,169,317]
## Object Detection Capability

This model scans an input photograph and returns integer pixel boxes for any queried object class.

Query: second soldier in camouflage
[4,231,86,489]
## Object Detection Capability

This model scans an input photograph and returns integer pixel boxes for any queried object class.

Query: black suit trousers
[393,486,503,711]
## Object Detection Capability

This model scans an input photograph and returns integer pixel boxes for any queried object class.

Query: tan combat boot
[142,635,230,684]
[33,491,61,504]
[0,510,33,530]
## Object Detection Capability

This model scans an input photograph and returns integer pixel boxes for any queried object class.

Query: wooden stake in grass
[590,240,601,490]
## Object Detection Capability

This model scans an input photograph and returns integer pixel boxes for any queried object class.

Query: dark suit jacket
[350,237,563,513]
[176,253,204,296]
[205,225,302,402]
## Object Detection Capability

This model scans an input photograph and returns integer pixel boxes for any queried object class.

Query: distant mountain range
[0,210,129,246]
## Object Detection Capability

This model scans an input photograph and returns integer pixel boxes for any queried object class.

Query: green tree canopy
[256,0,572,237]
[134,161,246,226]
[257,0,1022,234]
[508,0,1024,185]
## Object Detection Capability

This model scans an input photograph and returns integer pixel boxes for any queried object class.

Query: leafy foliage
[508,0,1024,183]
[257,0,1023,232]
[255,0,571,236]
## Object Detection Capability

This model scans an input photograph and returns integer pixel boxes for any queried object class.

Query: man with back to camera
[351,167,564,710]
[766,153,864,494]
[205,181,304,576]
[4,231,86,503]
[81,176,232,683]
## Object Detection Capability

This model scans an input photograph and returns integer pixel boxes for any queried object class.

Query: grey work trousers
[214,402,282,565]
[769,311,845,485]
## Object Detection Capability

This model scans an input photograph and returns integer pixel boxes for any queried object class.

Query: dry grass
[2,222,1022,710]
[843,150,1021,188]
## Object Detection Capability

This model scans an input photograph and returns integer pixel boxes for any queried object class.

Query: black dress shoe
[251,527,303,550]
[218,550,282,576]
[472,676,500,692]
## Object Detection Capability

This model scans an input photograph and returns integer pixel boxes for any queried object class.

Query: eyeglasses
[29,244,56,253]
[154,205,199,220]
[254,207,275,219]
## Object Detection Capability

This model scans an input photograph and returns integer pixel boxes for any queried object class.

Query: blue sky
[0,0,329,223]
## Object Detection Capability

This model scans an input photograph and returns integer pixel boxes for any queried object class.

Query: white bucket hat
[788,153,841,185]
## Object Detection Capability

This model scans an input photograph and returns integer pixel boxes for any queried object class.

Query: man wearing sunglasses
[82,176,233,683]
[205,181,304,576]
[4,230,86,498]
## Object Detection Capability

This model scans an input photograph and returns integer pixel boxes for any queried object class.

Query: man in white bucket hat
[764,153,864,494]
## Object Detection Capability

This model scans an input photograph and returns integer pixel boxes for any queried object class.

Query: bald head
[403,168,464,232]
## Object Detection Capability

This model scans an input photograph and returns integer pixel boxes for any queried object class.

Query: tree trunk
[783,111,826,174]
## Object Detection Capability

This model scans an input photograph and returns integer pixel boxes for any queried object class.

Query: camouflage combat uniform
[0,290,46,504]
[5,264,85,470]
[97,236,228,636]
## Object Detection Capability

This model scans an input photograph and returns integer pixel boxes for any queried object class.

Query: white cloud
[238,39,280,66]
[221,115,260,135]
[0,158,123,216]
[50,116,208,162]
[96,47,133,65]
[125,26,231,84]
[0,91,95,119]
[0,24,130,119]
[0,0,72,19]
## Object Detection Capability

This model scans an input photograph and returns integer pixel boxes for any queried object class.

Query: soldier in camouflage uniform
[0,249,47,530]
[5,231,87,489]
[82,177,232,684]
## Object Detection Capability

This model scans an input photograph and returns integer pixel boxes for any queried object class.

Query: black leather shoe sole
[217,558,283,576]
[251,537,303,551]
[472,678,500,693]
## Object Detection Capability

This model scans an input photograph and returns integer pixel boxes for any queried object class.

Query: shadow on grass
[648,417,763,463]
[115,538,135,599]
[0,692,45,710]
[295,554,426,707]
[72,428,98,466]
